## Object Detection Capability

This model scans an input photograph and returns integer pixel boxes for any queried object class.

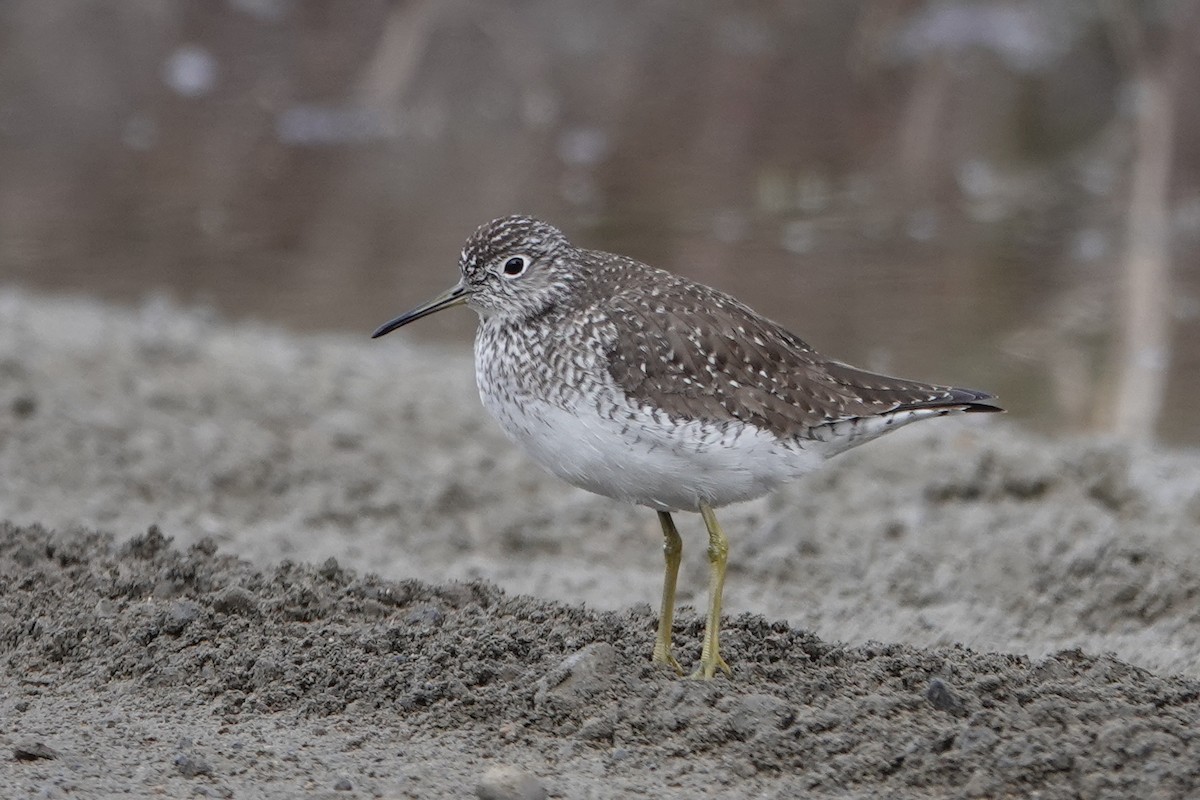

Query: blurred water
[1,1,1198,444]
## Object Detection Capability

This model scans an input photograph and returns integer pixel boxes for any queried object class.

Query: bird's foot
[688,652,732,681]
[651,646,684,676]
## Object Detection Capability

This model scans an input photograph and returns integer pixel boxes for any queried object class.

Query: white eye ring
[501,255,528,277]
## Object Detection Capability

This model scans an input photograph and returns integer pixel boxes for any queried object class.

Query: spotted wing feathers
[602,271,1000,442]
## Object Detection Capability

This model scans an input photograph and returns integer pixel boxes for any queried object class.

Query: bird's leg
[691,502,732,679]
[651,511,684,675]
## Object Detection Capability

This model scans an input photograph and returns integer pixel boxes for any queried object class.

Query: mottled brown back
[597,255,999,440]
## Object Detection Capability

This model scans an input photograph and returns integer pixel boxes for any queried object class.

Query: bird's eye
[502,256,528,277]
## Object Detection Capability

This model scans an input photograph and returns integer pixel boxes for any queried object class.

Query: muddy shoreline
[2,289,1199,797]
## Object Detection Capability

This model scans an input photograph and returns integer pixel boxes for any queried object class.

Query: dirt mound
[3,289,1200,680]
[3,523,1198,798]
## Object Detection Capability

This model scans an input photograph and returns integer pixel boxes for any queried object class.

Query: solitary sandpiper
[373,215,1001,679]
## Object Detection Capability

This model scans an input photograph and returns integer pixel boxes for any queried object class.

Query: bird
[372,215,1002,679]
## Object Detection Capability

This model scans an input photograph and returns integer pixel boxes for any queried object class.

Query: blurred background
[2,0,1198,444]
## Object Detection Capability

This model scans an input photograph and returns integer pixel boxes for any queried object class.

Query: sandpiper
[373,215,1001,679]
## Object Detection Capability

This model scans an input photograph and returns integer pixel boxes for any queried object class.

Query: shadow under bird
[373,215,1002,679]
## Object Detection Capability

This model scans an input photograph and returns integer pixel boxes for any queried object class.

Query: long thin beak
[371,283,470,338]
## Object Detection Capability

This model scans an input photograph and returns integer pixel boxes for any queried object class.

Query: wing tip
[894,387,1004,414]
[945,387,1004,413]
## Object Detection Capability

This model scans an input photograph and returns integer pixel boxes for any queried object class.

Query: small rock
[174,752,213,777]
[405,604,445,627]
[318,557,344,581]
[926,678,966,715]
[13,741,57,761]
[334,778,353,791]
[533,642,619,707]
[212,586,258,616]
[164,601,202,635]
[476,765,547,800]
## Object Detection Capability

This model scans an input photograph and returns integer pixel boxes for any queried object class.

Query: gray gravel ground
[2,288,1200,797]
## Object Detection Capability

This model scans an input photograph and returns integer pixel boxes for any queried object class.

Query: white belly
[478,386,823,512]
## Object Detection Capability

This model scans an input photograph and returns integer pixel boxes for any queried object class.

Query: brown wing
[603,275,998,440]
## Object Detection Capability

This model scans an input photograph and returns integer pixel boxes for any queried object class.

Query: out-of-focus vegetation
[2,1,1198,443]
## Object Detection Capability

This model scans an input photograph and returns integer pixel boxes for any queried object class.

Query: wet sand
[2,288,1199,797]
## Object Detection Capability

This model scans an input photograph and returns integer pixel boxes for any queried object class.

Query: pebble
[212,586,259,616]
[533,642,618,707]
[926,678,967,715]
[174,752,213,777]
[164,600,202,635]
[475,765,547,800]
[13,741,57,761]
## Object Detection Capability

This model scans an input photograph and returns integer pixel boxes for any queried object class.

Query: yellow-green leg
[691,502,732,680]
[651,511,684,675]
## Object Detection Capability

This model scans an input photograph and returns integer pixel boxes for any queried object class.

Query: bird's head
[371,215,576,338]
